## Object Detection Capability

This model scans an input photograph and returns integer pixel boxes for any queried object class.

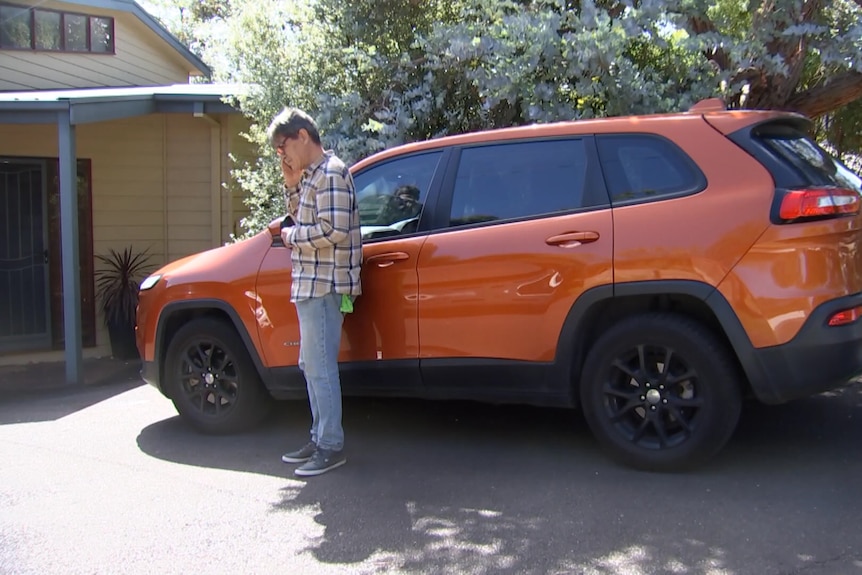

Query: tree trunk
[784,72,862,118]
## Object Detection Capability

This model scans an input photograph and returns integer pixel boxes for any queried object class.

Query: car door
[255,149,446,393]
[415,136,613,398]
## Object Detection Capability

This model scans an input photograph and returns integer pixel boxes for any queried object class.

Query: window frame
[0,2,115,54]
[595,133,707,207]
[435,135,610,231]
[754,124,861,192]
[351,148,450,242]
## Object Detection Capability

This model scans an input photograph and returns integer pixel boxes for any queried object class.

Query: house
[0,0,254,382]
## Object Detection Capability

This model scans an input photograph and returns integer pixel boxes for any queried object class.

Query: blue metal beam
[69,97,156,125]
[155,100,235,115]
[58,111,83,384]
[0,97,235,124]
[0,110,60,124]
[0,101,67,124]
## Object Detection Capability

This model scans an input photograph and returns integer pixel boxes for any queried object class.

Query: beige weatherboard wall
[0,110,253,361]
[0,0,257,377]
[0,0,202,90]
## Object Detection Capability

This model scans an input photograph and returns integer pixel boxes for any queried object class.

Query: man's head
[395,184,420,203]
[266,108,323,172]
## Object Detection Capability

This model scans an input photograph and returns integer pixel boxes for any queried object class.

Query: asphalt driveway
[1,374,861,574]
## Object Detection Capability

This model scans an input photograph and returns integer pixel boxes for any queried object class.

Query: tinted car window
[449,139,590,226]
[353,151,443,239]
[596,134,706,204]
[756,128,861,193]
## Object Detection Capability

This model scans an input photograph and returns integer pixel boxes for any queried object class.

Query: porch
[0,84,252,382]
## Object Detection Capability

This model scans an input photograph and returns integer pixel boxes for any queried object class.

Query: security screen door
[0,160,51,352]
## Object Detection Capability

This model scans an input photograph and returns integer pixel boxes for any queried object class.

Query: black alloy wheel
[175,339,240,418]
[580,313,743,472]
[164,318,271,434]
[602,342,702,450]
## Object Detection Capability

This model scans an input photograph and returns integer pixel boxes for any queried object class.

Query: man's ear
[298,128,310,145]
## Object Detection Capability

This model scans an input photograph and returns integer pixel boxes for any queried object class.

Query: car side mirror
[268,216,292,246]
[267,217,282,242]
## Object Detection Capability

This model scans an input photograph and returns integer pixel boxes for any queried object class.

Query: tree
[819,99,862,170]
[138,0,230,62]
[164,0,860,236]
[680,0,862,118]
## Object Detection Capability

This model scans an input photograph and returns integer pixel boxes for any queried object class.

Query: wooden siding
[0,1,199,91]
[0,111,242,352]
[84,117,166,261]
[165,115,212,260]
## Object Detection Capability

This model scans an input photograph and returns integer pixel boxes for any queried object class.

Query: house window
[64,13,88,51]
[34,11,61,50]
[0,3,114,53]
[0,4,30,49]
[89,17,113,53]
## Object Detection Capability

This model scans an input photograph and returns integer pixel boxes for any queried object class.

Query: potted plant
[94,246,153,360]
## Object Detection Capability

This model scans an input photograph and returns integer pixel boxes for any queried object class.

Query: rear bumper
[750,292,862,404]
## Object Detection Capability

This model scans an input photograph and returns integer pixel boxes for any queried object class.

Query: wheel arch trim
[153,299,269,393]
[552,280,767,403]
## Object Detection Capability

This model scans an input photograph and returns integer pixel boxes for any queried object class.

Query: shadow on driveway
[0,359,144,425]
[134,383,862,574]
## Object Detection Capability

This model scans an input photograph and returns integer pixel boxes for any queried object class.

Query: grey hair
[266,107,321,146]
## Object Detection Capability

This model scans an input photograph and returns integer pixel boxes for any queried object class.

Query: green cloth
[340,294,354,314]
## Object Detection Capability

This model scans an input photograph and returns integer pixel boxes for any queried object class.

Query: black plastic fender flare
[152,299,271,392]
[549,280,767,405]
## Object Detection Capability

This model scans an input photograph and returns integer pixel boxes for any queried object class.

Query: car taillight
[828,306,862,326]
[778,187,860,221]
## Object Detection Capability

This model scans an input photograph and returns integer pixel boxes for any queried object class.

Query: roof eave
[0,92,239,125]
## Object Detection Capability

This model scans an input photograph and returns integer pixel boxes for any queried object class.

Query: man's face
[274,131,305,171]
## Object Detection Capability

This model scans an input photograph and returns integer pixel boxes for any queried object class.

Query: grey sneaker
[294,448,346,477]
[281,441,317,463]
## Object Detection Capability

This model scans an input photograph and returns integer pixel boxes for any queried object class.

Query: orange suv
[135,98,862,471]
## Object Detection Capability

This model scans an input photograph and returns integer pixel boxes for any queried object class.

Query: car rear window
[755,125,861,193]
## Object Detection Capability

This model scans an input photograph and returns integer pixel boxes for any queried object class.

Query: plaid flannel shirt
[283,151,362,302]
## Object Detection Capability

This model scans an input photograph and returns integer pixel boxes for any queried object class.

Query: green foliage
[218,0,472,235]
[157,0,861,238]
[821,99,862,169]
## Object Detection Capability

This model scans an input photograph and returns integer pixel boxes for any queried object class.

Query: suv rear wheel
[580,313,742,472]
[164,318,272,434]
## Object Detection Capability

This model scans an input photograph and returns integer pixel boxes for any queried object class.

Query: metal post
[58,110,83,384]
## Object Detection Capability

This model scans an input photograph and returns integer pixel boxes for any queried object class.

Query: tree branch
[756,0,825,105]
[784,71,862,118]
[687,14,731,71]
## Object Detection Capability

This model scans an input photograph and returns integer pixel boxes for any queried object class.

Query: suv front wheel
[580,313,742,472]
[164,317,272,434]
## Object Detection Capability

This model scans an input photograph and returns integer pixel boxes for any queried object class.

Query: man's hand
[280,156,302,188]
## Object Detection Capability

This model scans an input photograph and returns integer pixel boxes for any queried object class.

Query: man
[266,108,362,477]
[379,184,422,225]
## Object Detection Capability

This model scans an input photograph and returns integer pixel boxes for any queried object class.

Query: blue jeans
[294,293,345,451]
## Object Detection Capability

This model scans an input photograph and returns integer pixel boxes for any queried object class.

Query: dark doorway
[0,157,95,354]
[0,160,51,352]
[47,159,96,350]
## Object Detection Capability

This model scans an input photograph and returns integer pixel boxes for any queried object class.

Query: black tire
[164,318,272,434]
[579,313,742,472]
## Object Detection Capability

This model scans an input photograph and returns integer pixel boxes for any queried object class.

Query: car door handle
[545,231,600,247]
[366,252,410,268]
